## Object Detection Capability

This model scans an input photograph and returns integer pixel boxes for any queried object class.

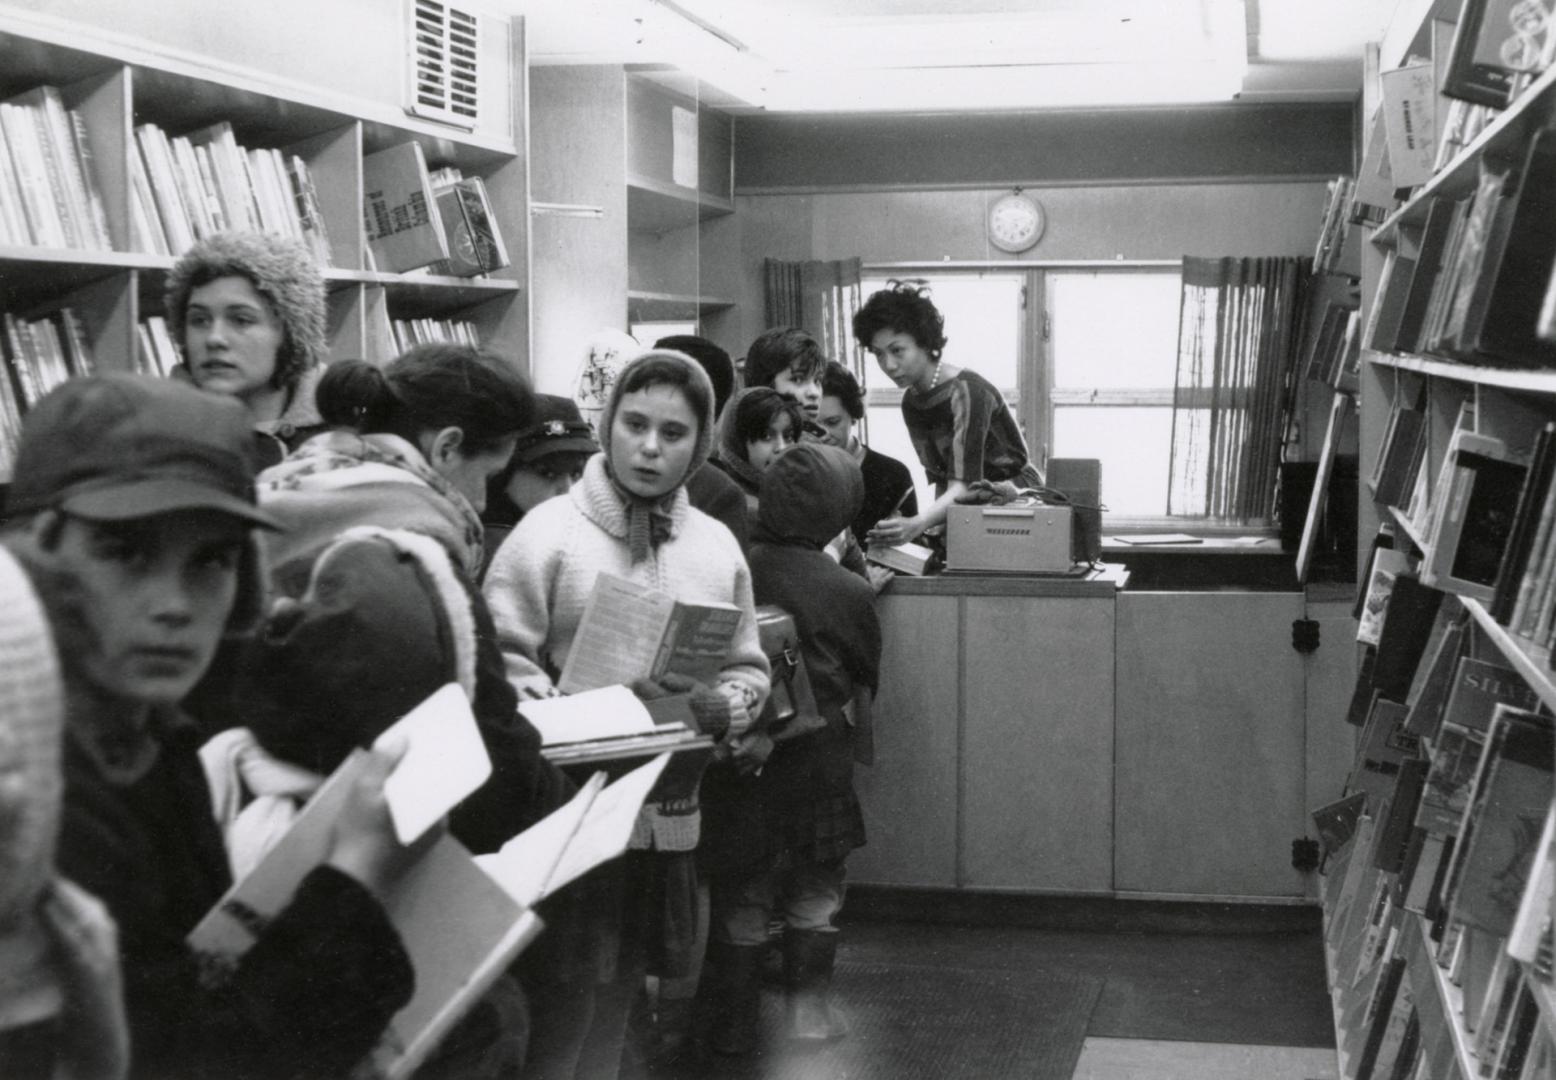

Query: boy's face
[771,363,822,419]
[869,328,937,392]
[42,509,247,708]
[504,452,589,513]
[746,412,797,474]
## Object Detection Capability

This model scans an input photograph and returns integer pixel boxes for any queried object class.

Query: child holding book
[165,231,330,467]
[699,440,881,1055]
[852,280,1043,548]
[483,348,769,1080]
[1,374,415,1080]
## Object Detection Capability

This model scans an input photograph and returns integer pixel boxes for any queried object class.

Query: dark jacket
[854,444,919,545]
[686,461,750,551]
[56,711,413,1080]
[700,443,881,875]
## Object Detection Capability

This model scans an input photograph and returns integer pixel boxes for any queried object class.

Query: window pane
[863,404,934,513]
[1051,272,1181,390]
[1053,405,1175,517]
[861,274,1023,390]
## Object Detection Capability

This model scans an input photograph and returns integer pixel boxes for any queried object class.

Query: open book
[558,572,742,694]
[188,685,669,1080]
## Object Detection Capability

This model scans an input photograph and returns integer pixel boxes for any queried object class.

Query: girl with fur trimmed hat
[165,232,330,467]
[483,348,769,1080]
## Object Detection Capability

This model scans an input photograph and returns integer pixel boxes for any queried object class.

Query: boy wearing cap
[1,374,416,1080]
[482,393,600,573]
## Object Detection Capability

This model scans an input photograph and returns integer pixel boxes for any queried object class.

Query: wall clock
[988,191,1045,254]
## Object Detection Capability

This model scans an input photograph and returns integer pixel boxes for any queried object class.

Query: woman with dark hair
[852,281,1042,547]
[711,387,806,523]
[816,361,920,545]
[257,342,535,579]
[743,328,825,423]
[164,232,329,466]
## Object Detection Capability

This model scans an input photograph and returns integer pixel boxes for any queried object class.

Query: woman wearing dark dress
[815,361,919,546]
[851,281,1043,548]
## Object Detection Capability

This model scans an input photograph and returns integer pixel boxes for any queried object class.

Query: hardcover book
[1438,657,1540,735]
[1442,0,1551,108]
[1379,60,1438,188]
[557,572,742,694]
[362,142,448,273]
[1444,706,1555,937]
[428,176,509,277]
[1415,723,1486,836]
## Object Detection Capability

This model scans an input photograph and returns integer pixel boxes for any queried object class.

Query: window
[857,267,1184,521]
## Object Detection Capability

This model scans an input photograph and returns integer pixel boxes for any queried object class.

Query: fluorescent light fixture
[635,1,771,105]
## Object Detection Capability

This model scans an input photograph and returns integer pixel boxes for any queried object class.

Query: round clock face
[988,193,1045,254]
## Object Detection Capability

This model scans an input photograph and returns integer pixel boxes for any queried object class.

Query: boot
[783,929,849,1042]
[699,941,765,1057]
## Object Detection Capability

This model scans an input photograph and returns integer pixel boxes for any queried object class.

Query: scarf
[259,430,486,573]
[604,463,680,563]
[200,727,324,881]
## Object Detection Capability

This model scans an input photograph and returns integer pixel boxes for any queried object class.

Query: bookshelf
[1320,3,1556,1077]
[0,5,530,474]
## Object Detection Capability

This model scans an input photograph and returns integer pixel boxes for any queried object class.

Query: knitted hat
[164,231,328,391]
[238,526,478,776]
[599,349,717,488]
[756,441,864,546]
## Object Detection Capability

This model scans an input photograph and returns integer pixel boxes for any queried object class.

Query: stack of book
[0,305,94,478]
[135,316,180,379]
[0,85,112,251]
[1317,548,1556,1080]
[131,120,331,262]
[1314,175,1359,276]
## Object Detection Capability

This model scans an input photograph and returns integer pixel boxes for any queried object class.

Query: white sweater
[483,454,769,850]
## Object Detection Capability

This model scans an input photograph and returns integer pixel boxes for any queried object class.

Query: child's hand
[325,738,431,896]
[865,564,895,594]
[42,877,129,1080]
[725,731,774,776]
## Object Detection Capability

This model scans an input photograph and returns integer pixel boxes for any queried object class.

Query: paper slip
[519,684,657,746]
[374,683,492,845]
[476,754,670,905]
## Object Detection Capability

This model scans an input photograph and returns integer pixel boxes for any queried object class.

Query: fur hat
[238,526,478,776]
[164,231,328,391]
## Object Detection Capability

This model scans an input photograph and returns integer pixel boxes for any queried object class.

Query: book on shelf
[1313,790,1368,855]
[427,174,509,277]
[1347,646,1381,728]
[1505,800,1555,970]
[1351,108,1397,225]
[1416,723,1487,837]
[556,572,743,695]
[1439,657,1541,737]
[1356,951,1415,1080]
[1372,573,1446,703]
[1368,245,1419,354]
[1422,157,1513,359]
[5,85,110,251]
[1370,400,1427,510]
[1376,756,1432,874]
[1464,128,1556,368]
[134,122,195,254]
[1443,705,1554,938]
[1402,601,1466,736]
[1379,59,1439,188]
[1350,697,1421,805]
[1491,422,1556,624]
[1401,829,1450,915]
[1442,0,1555,110]
[1394,196,1462,355]
[362,142,448,273]
[1358,547,1414,647]
[1421,431,1528,603]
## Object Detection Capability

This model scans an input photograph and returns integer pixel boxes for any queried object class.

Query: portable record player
[944,502,1077,574]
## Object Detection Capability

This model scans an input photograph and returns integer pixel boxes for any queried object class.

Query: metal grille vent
[407,0,480,129]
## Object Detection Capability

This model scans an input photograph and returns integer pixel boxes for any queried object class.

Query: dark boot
[700,941,765,1057]
[783,929,848,1042]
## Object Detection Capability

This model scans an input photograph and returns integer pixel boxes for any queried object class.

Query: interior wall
[733,181,1332,351]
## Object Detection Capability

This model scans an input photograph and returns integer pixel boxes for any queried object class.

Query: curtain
[1167,256,1309,522]
[763,257,866,386]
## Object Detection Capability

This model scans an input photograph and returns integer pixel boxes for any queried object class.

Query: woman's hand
[325,738,430,897]
[42,877,129,1080]
[866,514,924,548]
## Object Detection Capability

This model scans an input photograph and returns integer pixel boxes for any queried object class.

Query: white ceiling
[516,0,1400,112]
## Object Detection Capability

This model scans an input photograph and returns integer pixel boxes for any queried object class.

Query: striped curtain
[1167,256,1309,522]
[763,257,867,386]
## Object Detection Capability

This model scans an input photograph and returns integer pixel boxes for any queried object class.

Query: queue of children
[0,227,1020,1080]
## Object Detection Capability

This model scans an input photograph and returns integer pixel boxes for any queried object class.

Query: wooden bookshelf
[0,6,530,417]
[1369,349,1556,394]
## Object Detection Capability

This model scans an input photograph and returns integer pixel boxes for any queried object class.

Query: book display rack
[1321,2,1556,1077]
[0,8,528,479]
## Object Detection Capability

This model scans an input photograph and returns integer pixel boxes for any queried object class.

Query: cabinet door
[850,594,959,888]
[1115,591,1308,897]
[960,596,1115,891]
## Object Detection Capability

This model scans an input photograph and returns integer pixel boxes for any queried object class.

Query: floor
[648,902,1340,1080]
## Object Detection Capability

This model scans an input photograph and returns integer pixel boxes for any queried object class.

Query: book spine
[68,107,112,249]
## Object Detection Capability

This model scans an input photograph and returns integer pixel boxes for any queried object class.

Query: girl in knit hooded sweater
[483,348,768,1079]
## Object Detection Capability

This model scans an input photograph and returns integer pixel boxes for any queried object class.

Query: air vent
[406,0,480,130]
